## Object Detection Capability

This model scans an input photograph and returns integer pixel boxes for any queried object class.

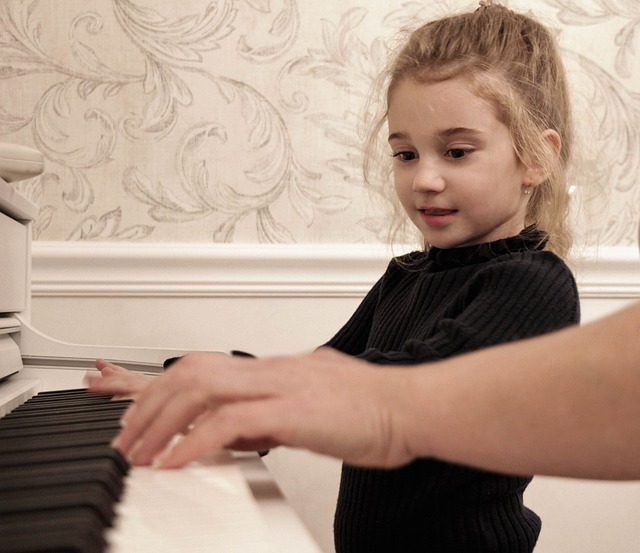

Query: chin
[427,239,461,249]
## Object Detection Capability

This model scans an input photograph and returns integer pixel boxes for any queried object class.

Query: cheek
[393,171,410,201]
[392,179,416,220]
[500,149,527,182]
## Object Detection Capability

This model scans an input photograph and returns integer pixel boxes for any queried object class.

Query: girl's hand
[85,358,154,400]
[110,348,416,469]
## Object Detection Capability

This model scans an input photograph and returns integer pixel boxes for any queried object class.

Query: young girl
[94,4,580,552]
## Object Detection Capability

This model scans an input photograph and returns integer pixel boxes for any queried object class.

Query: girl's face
[388,77,532,249]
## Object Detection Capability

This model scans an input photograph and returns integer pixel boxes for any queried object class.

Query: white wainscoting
[29,242,395,356]
[29,241,640,553]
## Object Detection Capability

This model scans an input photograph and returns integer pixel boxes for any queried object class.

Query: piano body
[0,148,322,553]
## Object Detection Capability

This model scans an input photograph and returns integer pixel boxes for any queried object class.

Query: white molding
[30,242,640,299]
[30,242,394,298]
[574,246,640,298]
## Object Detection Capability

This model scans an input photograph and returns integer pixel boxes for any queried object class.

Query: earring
[523,187,531,195]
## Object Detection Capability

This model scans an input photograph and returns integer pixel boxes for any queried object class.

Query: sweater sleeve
[343,252,579,365]
[323,275,385,355]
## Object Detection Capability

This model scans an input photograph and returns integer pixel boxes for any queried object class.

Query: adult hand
[111,348,416,469]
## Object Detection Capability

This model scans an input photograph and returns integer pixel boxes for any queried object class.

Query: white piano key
[106,450,277,553]
[0,377,40,417]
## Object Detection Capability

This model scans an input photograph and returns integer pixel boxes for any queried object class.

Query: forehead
[387,77,504,136]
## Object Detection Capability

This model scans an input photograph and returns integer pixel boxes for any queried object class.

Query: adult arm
[401,301,640,479]
[112,302,640,479]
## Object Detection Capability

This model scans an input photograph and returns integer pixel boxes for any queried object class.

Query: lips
[421,207,457,216]
[419,207,458,226]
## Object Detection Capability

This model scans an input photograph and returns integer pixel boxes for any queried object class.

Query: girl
[95,3,580,552]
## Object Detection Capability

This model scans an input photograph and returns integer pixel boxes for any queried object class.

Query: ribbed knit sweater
[325,226,580,553]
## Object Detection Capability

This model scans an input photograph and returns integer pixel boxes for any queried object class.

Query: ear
[525,129,562,187]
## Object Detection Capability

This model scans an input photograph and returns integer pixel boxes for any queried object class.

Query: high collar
[424,225,548,271]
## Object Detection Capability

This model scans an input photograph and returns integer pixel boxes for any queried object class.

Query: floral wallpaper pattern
[1,0,638,246]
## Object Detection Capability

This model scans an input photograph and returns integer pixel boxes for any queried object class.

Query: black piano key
[10,388,119,404]
[5,389,130,410]
[4,400,131,418]
[0,442,130,471]
[0,456,123,483]
[0,409,126,430]
[0,388,131,553]
[19,390,116,404]
[0,482,117,527]
[1,531,105,553]
[0,507,107,553]
[0,427,123,452]
[0,462,125,501]
[12,397,130,413]
[0,418,122,438]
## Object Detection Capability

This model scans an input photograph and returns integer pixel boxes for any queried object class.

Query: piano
[0,144,322,553]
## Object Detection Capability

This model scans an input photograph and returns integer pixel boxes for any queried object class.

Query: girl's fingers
[87,360,152,397]
[95,359,127,374]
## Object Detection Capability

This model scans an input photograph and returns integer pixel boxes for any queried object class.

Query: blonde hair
[364,5,573,258]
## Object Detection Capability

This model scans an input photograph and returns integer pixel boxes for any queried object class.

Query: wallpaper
[0,0,638,247]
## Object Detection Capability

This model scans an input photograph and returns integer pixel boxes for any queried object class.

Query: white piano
[0,145,322,553]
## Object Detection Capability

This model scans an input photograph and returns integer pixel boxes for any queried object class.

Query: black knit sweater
[326,227,580,553]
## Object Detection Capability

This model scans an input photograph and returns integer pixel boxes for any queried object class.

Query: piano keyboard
[0,149,321,553]
[0,377,323,553]
[0,387,130,553]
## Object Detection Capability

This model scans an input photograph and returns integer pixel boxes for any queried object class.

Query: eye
[391,151,417,161]
[445,148,471,159]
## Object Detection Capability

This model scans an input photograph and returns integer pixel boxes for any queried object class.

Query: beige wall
[0,0,638,248]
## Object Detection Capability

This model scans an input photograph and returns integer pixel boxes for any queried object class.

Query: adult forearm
[400,302,640,479]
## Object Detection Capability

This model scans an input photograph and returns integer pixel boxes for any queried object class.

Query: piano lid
[0,177,38,222]
[0,143,44,381]
[0,142,45,184]
[0,142,177,376]
[0,142,44,221]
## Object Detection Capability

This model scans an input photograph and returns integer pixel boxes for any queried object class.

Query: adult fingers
[111,374,182,458]
[115,393,207,465]
[156,400,289,468]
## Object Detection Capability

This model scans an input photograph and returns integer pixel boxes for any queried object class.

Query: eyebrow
[441,127,483,138]
[388,127,483,142]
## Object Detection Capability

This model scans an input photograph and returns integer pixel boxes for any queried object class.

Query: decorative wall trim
[30,242,394,298]
[573,246,640,298]
[31,242,640,299]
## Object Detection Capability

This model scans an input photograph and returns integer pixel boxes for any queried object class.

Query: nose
[412,160,445,193]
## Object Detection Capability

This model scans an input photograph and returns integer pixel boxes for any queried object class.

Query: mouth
[419,207,458,226]
[420,207,457,216]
